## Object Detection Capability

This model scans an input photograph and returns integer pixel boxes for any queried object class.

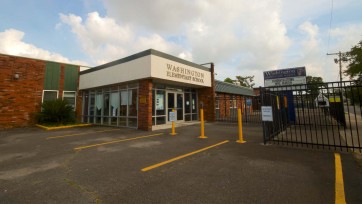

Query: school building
[0,49,254,130]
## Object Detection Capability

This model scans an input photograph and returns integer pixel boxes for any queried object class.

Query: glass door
[167,92,175,122]
[167,92,184,122]
[176,93,183,120]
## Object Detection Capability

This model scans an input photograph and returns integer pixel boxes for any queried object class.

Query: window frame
[63,91,77,108]
[42,90,59,103]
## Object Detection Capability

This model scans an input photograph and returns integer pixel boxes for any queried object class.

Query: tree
[306,76,325,99]
[306,76,323,84]
[344,40,362,79]
[224,77,235,84]
[235,75,255,88]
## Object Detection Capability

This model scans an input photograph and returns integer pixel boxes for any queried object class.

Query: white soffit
[79,55,151,89]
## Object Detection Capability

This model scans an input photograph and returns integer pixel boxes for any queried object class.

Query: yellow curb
[36,123,92,131]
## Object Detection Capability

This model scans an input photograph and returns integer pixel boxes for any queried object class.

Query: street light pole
[327,51,344,84]
[338,51,342,83]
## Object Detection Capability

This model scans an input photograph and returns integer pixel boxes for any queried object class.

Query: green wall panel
[44,62,60,90]
[64,65,79,91]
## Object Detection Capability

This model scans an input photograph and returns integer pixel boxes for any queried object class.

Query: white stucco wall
[79,52,211,90]
[79,55,151,89]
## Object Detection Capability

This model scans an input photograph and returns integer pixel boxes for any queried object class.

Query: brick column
[138,79,153,130]
[75,67,82,122]
[197,63,216,122]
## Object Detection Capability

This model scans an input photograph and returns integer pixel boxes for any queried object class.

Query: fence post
[245,98,248,123]
[260,86,268,145]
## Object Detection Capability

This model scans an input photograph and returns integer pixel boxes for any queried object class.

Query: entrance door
[167,92,184,122]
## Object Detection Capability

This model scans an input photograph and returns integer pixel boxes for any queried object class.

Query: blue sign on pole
[246,99,252,106]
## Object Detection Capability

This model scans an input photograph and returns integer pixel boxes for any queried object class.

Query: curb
[36,123,92,131]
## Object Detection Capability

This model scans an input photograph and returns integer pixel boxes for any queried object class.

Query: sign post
[261,106,273,121]
[169,110,176,135]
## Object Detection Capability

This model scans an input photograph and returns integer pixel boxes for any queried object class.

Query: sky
[1,0,362,86]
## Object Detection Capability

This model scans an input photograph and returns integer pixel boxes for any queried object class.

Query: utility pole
[327,51,344,84]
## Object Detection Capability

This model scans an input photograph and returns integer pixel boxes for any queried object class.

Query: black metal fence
[261,81,362,152]
[215,95,262,124]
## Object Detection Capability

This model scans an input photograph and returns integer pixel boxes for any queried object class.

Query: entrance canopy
[79,49,212,90]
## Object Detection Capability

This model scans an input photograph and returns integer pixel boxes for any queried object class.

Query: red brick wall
[138,79,153,130]
[197,63,216,122]
[0,54,45,128]
[0,54,81,129]
[216,93,245,119]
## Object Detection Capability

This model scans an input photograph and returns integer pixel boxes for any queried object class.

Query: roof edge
[215,80,255,96]
[80,49,210,75]
[0,52,86,67]
[215,80,254,91]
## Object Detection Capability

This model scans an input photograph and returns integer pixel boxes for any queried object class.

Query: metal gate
[261,81,362,152]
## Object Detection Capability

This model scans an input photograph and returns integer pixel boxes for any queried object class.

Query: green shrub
[38,99,75,125]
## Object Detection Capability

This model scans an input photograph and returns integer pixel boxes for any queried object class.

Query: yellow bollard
[236,108,246,143]
[170,109,177,135]
[198,108,207,139]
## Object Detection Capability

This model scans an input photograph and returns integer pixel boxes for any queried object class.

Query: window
[120,90,128,116]
[230,99,237,108]
[110,92,119,117]
[80,83,139,128]
[82,91,89,123]
[42,90,58,103]
[215,100,219,109]
[63,91,76,108]
[95,91,103,124]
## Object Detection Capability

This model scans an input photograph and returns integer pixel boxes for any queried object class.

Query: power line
[327,0,334,53]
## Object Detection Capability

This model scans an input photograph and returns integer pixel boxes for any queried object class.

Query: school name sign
[151,55,212,87]
[264,67,306,87]
[166,64,205,83]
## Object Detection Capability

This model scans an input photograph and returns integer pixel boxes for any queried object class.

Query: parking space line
[74,133,164,151]
[46,129,121,140]
[335,153,346,204]
[141,140,229,172]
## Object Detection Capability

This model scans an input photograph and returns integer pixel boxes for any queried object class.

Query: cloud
[330,24,362,51]
[295,22,326,77]
[56,0,362,85]
[283,21,362,82]
[61,0,291,84]
[180,0,291,84]
[103,0,203,34]
[0,29,86,65]
[59,12,189,65]
[102,0,291,67]
[280,0,357,27]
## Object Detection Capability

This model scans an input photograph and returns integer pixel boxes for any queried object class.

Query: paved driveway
[0,123,361,203]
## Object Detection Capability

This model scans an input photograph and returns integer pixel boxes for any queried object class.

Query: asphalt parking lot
[0,123,361,203]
